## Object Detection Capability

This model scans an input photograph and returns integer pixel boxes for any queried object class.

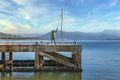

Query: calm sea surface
[0,40,120,80]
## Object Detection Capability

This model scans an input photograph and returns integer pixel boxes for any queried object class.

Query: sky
[0,0,120,34]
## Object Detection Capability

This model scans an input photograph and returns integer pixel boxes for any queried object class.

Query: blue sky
[0,0,120,34]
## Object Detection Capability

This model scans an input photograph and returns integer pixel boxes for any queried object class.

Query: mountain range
[40,30,120,40]
[0,32,22,39]
[0,30,120,40]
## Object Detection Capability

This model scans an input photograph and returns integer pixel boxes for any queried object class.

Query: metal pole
[61,8,63,40]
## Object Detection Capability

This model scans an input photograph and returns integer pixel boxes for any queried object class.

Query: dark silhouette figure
[51,28,58,45]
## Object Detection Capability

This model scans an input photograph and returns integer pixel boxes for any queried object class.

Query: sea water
[0,40,120,80]
[82,40,120,80]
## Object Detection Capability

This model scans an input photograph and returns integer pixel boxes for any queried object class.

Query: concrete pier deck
[0,43,82,72]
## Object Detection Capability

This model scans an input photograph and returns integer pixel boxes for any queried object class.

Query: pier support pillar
[72,46,82,70]
[2,52,6,69]
[2,52,5,63]
[9,52,13,60]
[35,52,44,70]
[9,52,13,72]
[35,42,41,70]
[1,52,13,72]
[35,52,39,70]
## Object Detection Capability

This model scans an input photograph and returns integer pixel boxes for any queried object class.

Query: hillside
[0,32,22,39]
[40,30,120,40]
[1,30,120,40]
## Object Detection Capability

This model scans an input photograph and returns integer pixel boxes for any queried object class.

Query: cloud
[12,0,30,6]
[70,0,85,6]
[1,0,120,34]
[114,16,120,20]
[12,0,35,20]
[110,0,117,6]
[11,0,55,33]
[0,0,11,9]
[0,0,17,15]
[78,19,120,33]
[1,0,85,33]
[0,20,17,33]
[0,0,63,33]
[0,20,39,34]
[12,0,50,20]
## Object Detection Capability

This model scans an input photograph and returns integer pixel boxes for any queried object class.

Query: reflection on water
[0,72,81,80]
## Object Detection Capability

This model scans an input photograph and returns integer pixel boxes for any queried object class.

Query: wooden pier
[0,43,82,72]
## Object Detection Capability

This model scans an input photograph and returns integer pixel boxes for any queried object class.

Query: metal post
[61,8,63,40]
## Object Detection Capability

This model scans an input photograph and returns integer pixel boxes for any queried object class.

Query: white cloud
[1,0,119,34]
[12,0,34,20]
[114,16,120,20]
[12,0,30,6]
[1,0,81,33]
[0,0,11,9]
[0,20,39,34]
[12,0,50,21]
[0,20,17,33]
[0,0,17,15]
[78,20,120,33]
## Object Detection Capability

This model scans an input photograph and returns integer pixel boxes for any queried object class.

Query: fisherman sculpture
[51,28,58,45]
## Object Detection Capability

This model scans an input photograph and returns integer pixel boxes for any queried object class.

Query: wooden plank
[44,51,73,63]
[39,52,77,68]
[0,44,82,52]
